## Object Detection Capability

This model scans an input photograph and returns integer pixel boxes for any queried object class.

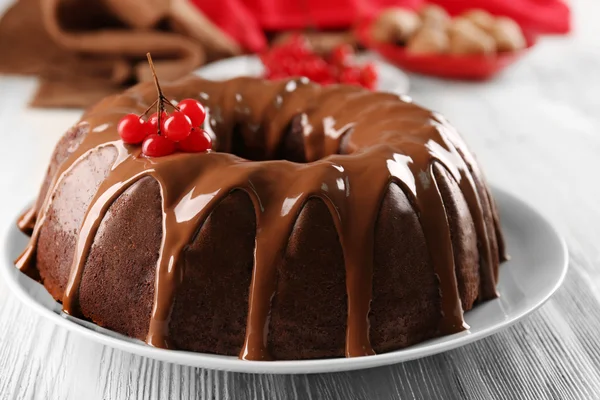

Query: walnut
[419,4,451,30]
[406,26,449,55]
[463,9,496,33]
[448,17,497,55]
[371,8,421,44]
[491,17,527,52]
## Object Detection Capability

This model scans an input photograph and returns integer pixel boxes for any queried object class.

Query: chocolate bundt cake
[16,76,506,361]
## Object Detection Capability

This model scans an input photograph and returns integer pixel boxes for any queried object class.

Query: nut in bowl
[358,5,536,80]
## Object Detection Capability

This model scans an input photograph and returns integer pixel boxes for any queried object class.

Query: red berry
[360,63,378,90]
[265,60,286,76]
[266,71,286,80]
[163,111,192,142]
[259,52,271,65]
[280,58,299,75]
[287,38,310,60]
[148,111,167,133]
[339,67,362,86]
[178,99,206,127]
[330,44,354,67]
[117,114,150,144]
[287,33,305,47]
[302,57,329,82]
[281,34,307,56]
[178,129,212,153]
[267,47,288,64]
[142,134,176,157]
[265,66,287,80]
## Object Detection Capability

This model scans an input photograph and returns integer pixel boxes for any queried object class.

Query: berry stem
[156,95,162,135]
[146,53,164,100]
[147,53,165,135]
[162,100,181,112]
[139,98,159,118]
[145,53,182,134]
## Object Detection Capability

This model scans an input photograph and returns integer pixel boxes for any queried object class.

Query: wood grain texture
[1,0,600,398]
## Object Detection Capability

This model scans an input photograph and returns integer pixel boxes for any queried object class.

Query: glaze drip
[15,76,504,360]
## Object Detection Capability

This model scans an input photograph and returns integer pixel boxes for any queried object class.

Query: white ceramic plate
[194,53,411,95]
[1,187,567,374]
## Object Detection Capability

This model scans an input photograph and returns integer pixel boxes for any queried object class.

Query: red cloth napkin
[191,0,570,52]
[429,0,571,34]
[190,0,421,52]
[190,0,266,53]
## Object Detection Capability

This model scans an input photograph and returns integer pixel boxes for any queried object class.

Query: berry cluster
[260,35,378,89]
[118,54,212,157]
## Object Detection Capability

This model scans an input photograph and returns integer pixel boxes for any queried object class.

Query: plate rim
[1,186,568,374]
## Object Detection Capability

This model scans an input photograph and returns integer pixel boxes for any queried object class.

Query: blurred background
[0,0,586,245]
[0,0,571,107]
[0,0,581,217]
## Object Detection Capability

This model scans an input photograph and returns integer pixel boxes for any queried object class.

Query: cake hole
[231,124,268,161]
[225,115,354,163]
[228,116,309,163]
[224,114,355,163]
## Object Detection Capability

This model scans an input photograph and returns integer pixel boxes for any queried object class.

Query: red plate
[356,21,537,80]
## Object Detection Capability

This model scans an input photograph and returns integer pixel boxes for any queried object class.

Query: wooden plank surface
[1,0,600,398]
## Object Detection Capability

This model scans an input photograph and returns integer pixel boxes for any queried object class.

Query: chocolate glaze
[15,76,503,360]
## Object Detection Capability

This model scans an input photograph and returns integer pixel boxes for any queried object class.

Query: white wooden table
[1,1,600,398]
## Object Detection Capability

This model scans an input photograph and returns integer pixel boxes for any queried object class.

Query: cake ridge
[430,118,502,296]
[15,76,504,361]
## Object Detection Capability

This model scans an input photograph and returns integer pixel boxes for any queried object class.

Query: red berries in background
[330,44,354,67]
[163,111,192,142]
[339,67,362,86]
[142,134,176,157]
[302,57,329,82]
[178,99,207,127]
[260,38,378,89]
[179,129,212,153]
[360,63,378,90]
[117,98,212,157]
[117,114,151,144]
